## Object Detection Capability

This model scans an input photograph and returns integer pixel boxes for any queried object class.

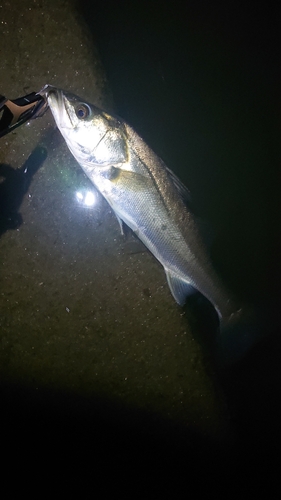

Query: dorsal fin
[165,166,192,206]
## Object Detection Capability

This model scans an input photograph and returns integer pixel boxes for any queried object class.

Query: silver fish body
[41,85,239,326]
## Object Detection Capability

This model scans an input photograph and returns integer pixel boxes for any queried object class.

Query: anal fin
[165,269,196,306]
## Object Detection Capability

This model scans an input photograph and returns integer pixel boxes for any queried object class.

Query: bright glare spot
[75,190,96,208]
[84,191,95,206]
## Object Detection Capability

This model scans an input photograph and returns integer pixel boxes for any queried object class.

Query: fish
[40,84,241,327]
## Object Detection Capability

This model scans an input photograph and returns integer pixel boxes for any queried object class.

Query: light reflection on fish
[40,85,241,328]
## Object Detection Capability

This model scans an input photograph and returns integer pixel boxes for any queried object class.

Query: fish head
[39,85,128,169]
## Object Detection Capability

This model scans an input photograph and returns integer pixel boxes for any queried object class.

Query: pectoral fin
[165,269,196,306]
[115,213,125,235]
[108,166,149,190]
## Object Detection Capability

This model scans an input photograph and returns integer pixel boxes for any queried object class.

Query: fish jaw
[39,85,66,129]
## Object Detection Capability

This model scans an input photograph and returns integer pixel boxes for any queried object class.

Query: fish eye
[75,103,91,120]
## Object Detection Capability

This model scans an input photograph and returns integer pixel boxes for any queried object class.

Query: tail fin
[217,306,265,367]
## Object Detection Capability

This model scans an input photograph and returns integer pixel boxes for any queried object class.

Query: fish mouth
[38,84,62,100]
[38,85,70,128]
